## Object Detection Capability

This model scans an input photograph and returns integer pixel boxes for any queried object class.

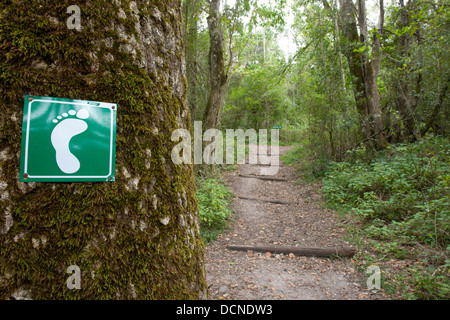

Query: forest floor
[205,145,386,300]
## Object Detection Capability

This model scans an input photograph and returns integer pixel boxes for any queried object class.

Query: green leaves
[323,135,450,247]
[352,44,368,54]
[197,177,233,242]
[321,135,450,299]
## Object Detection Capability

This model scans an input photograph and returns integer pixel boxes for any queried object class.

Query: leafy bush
[322,135,450,299]
[196,177,234,242]
[323,135,450,247]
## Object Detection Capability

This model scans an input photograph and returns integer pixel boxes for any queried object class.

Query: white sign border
[23,98,116,181]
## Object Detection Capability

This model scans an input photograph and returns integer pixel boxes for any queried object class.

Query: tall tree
[183,0,209,123]
[0,0,206,299]
[339,0,386,149]
[203,0,228,130]
[394,0,419,140]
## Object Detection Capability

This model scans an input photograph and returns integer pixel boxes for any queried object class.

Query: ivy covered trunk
[0,0,207,299]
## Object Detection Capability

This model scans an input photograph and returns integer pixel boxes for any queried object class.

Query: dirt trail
[205,145,380,300]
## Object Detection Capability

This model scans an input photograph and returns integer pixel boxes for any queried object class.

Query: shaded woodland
[185,0,448,150]
[0,0,447,300]
[186,0,449,299]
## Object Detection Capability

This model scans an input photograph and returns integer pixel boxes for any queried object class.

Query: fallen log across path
[237,196,293,205]
[227,244,356,258]
[238,174,287,182]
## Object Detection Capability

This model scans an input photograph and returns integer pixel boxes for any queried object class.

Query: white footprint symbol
[51,109,89,174]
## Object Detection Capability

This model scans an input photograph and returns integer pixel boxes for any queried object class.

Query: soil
[205,145,384,300]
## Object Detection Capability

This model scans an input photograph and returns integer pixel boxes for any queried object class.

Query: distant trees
[383,0,449,141]
[288,0,448,163]
[183,0,287,130]
[183,0,449,159]
[222,28,294,131]
[0,0,207,299]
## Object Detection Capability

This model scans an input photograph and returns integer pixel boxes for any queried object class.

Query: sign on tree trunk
[19,96,117,182]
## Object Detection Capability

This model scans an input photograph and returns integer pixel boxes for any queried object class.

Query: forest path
[205,145,379,300]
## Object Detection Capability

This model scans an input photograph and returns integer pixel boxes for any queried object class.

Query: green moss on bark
[0,0,206,299]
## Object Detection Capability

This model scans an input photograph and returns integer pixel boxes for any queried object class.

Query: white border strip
[24,99,116,180]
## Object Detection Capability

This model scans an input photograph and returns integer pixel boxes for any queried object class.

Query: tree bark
[365,0,386,148]
[203,0,228,130]
[340,0,366,117]
[184,0,202,122]
[0,0,206,299]
[339,0,386,149]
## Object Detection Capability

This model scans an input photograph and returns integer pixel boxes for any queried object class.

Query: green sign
[19,96,117,182]
[272,125,282,129]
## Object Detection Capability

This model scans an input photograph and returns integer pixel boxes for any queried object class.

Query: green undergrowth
[281,143,330,181]
[284,135,450,299]
[196,171,234,243]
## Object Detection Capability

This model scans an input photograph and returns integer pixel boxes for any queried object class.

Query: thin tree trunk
[339,0,368,119]
[395,0,419,141]
[333,0,347,93]
[365,0,386,148]
[421,73,449,136]
[184,0,202,122]
[203,0,228,130]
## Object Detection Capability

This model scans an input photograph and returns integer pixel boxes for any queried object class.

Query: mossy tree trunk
[0,0,207,299]
[203,0,228,130]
